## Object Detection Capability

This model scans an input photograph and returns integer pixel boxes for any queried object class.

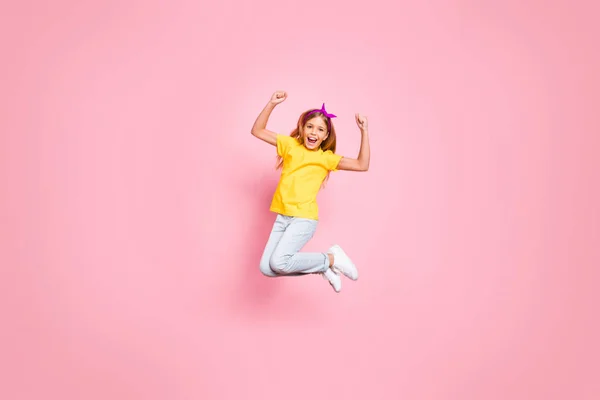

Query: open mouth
[307,137,318,145]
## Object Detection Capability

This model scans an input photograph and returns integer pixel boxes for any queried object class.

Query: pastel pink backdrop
[1,1,598,399]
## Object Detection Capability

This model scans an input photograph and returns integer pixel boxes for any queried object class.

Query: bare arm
[338,114,370,172]
[251,91,287,146]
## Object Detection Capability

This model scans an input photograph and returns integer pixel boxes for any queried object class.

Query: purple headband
[305,103,336,129]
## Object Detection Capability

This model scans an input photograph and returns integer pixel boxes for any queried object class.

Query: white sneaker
[322,268,342,293]
[328,245,358,280]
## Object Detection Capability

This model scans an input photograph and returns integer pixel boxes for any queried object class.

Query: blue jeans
[259,214,330,277]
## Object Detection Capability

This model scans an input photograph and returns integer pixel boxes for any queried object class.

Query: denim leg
[268,217,329,275]
[259,215,287,277]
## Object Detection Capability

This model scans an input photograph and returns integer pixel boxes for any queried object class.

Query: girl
[251,91,370,293]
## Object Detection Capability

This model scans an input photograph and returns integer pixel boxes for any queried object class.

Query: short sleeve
[324,151,343,171]
[276,135,296,158]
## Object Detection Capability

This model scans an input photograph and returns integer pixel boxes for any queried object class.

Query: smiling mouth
[307,137,317,145]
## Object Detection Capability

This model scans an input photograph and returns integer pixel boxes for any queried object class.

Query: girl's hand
[355,113,368,131]
[270,91,287,105]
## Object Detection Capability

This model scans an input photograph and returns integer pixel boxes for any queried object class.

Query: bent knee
[259,261,277,277]
[269,254,290,274]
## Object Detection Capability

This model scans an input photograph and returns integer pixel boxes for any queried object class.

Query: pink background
[2,1,599,399]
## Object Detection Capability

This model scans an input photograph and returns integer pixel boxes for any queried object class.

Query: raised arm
[251,91,287,146]
[337,113,370,172]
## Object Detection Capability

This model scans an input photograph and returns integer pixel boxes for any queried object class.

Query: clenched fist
[355,113,368,131]
[270,91,287,105]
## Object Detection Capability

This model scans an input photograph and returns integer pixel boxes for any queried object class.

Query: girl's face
[301,116,329,150]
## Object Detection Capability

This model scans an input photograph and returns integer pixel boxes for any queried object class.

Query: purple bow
[306,103,337,119]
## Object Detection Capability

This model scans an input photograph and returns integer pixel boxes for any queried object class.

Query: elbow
[251,128,263,137]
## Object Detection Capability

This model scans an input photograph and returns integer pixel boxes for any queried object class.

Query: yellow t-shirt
[270,134,342,220]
